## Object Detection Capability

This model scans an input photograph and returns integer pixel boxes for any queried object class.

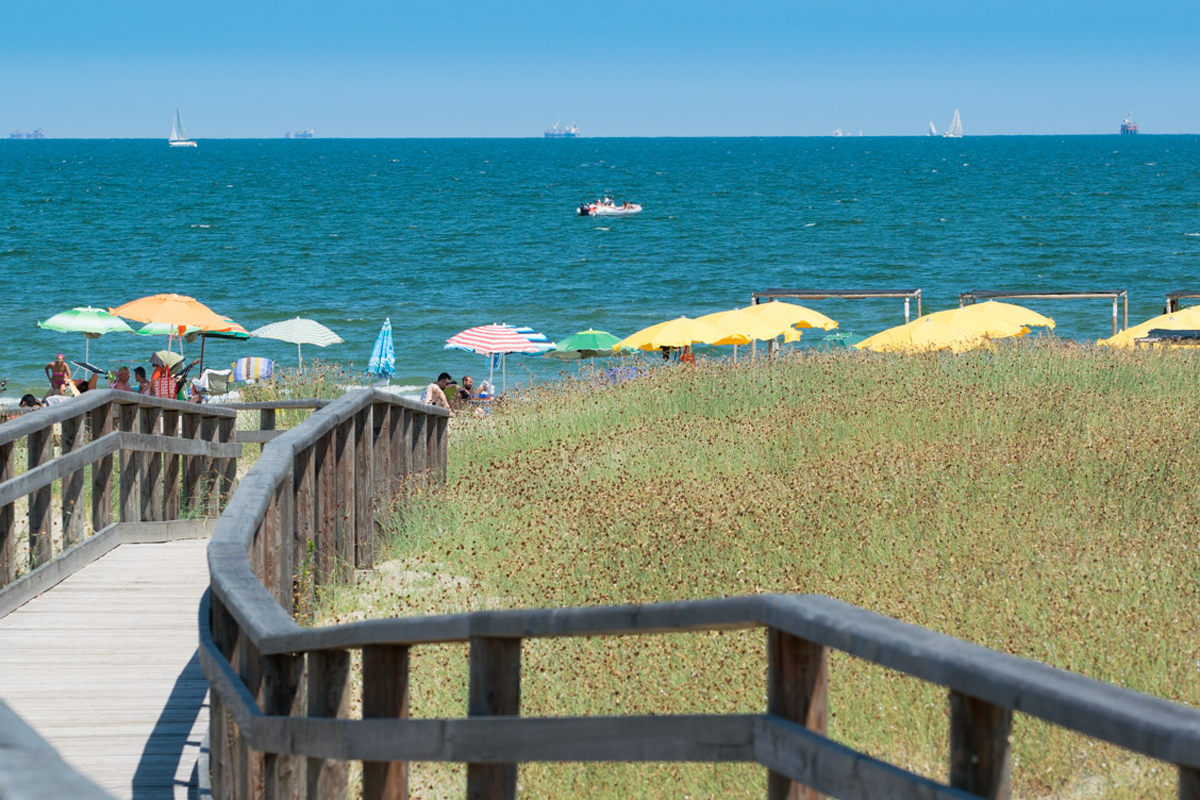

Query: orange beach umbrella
[109,294,236,333]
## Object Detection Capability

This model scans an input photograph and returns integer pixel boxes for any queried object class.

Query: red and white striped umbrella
[445,324,545,355]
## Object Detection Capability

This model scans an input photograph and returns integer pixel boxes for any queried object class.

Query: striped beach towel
[231,357,274,383]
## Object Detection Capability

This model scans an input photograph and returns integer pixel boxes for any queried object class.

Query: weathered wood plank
[467,636,521,800]
[0,443,16,586]
[201,416,219,516]
[218,416,237,509]
[181,414,202,516]
[306,649,351,799]
[27,427,53,569]
[118,404,140,523]
[262,653,305,800]
[140,405,163,522]
[59,415,86,548]
[362,645,410,800]
[353,406,373,570]
[949,690,1012,800]
[90,402,115,534]
[293,446,316,618]
[314,434,335,587]
[161,410,181,520]
[1181,766,1200,800]
[768,628,828,800]
[334,419,355,583]
[0,432,121,509]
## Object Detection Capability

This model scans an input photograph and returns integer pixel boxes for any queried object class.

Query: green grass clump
[322,342,1200,799]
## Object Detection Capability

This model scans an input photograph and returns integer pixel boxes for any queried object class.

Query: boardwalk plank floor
[0,538,212,799]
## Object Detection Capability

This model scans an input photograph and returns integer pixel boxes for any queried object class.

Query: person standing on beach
[422,372,453,410]
[44,354,70,396]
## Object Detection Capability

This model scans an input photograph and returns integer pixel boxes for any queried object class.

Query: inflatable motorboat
[578,197,642,217]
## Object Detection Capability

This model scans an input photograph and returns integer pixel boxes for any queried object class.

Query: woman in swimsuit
[44,354,70,396]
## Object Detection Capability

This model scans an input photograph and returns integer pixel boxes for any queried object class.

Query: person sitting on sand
[459,375,474,402]
[44,353,70,397]
[422,372,453,410]
[679,345,696,365]
[19,394,42,409]
[109,367,134,392]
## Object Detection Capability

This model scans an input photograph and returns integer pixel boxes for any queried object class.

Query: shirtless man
[422,372,453,410]
[44,354,70,397]
[109,367,134,391]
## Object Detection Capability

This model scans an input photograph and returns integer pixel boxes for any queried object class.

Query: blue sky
[3,0,1198,137]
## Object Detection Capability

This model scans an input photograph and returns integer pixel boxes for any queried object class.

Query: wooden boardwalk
[0,537,211,799]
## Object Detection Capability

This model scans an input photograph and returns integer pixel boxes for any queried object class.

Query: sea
[2,135,1199,397]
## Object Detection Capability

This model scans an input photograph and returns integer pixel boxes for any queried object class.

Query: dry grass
[319,341,1200,798]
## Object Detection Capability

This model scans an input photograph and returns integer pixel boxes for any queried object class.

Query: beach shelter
[367,318,396,380]
[855,316,992,354]
[1098,305,1200,348]
[251,317,344,371]
[614,316,730,352]
[504,324,556,354]
[37,306,135,363]
[446,323,545,390]
[545,329,622,360]
[110,295,237,351]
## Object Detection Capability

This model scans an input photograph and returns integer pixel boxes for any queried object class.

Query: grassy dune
[321,342,1200,799]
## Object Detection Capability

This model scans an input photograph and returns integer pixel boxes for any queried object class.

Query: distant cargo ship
[544,120,580,138]
[285,129,315,139]
[1120,110,1138,135]
[9,129,45,139]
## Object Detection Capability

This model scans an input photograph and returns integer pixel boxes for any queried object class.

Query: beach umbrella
[367,318,396,380]
[743,301,839,331]
[503,324,556,354]
[110,294,236,332]
[150,350,184,371]
[37,306,135,362]
[696,308,797,345]
[923,305,1035,340]
[811,331,867,349]
[856,316,993,354]
[613,317,730,352]
[944,301,1055,332]
[1098,305,1200,348]
[545,329,622,361]
[446,324,545,389]
[251,317,344,371]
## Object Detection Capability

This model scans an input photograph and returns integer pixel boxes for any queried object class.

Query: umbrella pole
[488,354,494,387]
[298,343,303,373]
[200,334,207,372]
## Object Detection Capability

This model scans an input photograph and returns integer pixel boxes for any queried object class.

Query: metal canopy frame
[752,288,923,324]
[1165,291,1200,313]
[958,290,1128,336]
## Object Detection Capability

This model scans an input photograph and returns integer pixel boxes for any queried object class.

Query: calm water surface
[2,136,1199,394]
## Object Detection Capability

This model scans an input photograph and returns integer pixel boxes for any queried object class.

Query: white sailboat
[928,121,937,136]
[942,109,963,138]
[169,109,197,148]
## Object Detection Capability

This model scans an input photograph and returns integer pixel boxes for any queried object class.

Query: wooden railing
[0,390,240,590]
[202,389,1200,799]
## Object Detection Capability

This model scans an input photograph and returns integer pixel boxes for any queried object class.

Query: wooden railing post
[949,690,1013,800]
[162,409,182,520]
[60,413,86,548]
[218,416,237,509]
[119,404,141,522]
[307,649,351,799]
[263,652,306,799]
[27,426,53,567]
[767,628,828,800]
[210,593,242,800]
[334,419,355,583]
[371,401,393,500]
[410,413,427,479]
[182,413,203,515]
[90,401,114,532]
[353,406,373,570]
[362,645,410,800]
[314,432,336,587]
[261,408,276,435]
[294,445,317,615]
[394,408,411,484]
[0,442,15,585]
[1181,767,1200,800]
[140,404,164,521]
[466,637,521,800]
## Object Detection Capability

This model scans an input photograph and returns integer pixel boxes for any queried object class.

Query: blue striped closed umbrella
[368,318,395,379]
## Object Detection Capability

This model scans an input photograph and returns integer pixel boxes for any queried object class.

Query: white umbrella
[250,317,344,371]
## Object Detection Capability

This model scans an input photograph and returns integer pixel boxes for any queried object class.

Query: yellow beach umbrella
[743,301,839,331]
[856,316,992,354]
[614,316,730,351]
[695,308,795,345]
[928,301,1053,337]
[1098,305,1200,348]
[923,307,1030,340]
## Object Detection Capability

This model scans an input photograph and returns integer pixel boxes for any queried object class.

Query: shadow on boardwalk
[132,649,208,800]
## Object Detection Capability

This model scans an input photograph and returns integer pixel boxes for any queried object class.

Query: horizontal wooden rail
[0,699,110,799]
[200,387,1200,800]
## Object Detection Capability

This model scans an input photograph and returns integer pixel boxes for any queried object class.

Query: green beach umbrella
[545,329,622,360]
[37,305,135,362]
[812,331,867,349]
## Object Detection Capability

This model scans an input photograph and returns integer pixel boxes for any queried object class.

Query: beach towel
[231,357,274,383]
